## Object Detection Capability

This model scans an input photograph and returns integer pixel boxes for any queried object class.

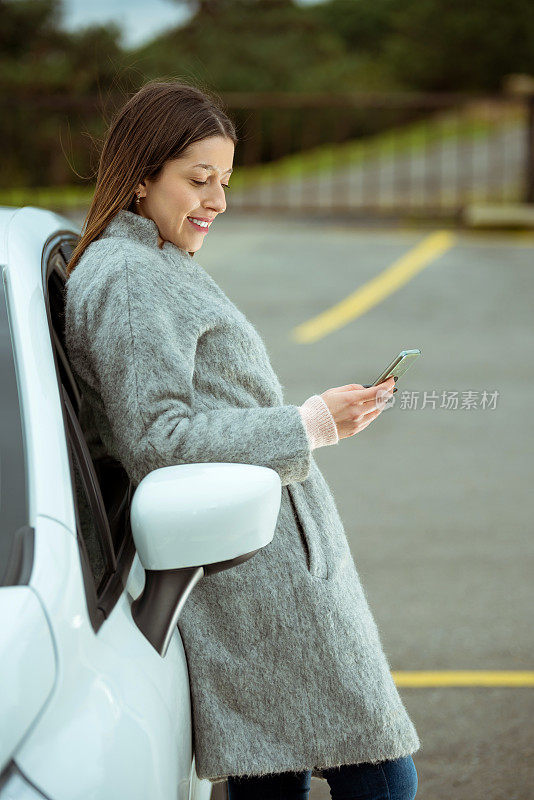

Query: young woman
[65,79,420,800]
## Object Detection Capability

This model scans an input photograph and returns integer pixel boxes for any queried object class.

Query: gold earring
[135,194,141,204]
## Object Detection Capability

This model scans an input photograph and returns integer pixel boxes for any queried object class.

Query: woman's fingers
[349,388,394,435]
[353,379,394,402]
[319,378,395,440]
[358,387,394,412]
[348,407,382,435]
[332,383,365,392]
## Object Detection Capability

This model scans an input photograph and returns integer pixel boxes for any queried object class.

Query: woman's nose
[206,184,226,213]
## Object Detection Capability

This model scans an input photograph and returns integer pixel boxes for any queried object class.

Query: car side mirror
[130,462,281,656]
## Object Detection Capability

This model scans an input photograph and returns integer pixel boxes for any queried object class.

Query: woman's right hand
[320,377,395,440]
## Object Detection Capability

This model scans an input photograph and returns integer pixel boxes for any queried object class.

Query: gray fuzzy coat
[64,209,421,784]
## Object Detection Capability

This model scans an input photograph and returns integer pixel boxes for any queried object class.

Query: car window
[69,437,108,593]
[45,240,135,629]
[0,272,29,585]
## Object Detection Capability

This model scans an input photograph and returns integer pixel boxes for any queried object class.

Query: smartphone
[363,349,421,389]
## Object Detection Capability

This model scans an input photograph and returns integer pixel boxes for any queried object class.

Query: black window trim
[42,230,135,633]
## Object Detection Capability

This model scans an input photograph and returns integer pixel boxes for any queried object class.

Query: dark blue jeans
[227,755,418,800]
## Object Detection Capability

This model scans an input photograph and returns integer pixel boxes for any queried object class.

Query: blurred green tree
[2,0,534,189]
[0,0,127,184]
[382,0,534,91]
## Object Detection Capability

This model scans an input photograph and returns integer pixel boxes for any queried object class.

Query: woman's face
[135,135,234,253]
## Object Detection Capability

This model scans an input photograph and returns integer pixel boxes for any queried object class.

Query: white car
[0,206,282,800]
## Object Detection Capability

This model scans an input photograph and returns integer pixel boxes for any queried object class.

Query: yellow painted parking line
[391,671,534,687]
[291,231,456,344]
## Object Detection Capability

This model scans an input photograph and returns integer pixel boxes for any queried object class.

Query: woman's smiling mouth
[187,216,212,232]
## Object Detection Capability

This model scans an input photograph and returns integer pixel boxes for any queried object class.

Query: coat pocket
[287,484,329,580]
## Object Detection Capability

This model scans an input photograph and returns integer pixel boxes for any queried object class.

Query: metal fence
[3,90,534,219]
[220,92,533,220]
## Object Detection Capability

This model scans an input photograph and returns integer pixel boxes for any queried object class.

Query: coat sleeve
[65,257,313,488]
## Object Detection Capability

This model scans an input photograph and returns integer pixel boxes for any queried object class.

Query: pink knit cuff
[298,394,339,450]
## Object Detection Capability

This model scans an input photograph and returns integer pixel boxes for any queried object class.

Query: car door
[0,253,56,796]
[0,206,213,800]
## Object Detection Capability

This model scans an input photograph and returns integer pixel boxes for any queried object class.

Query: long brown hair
[65,79,238,277]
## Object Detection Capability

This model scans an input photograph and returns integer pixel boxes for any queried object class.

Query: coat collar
[100,209,194,260]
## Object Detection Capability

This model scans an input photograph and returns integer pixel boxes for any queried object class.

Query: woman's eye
[192,180,230,190]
